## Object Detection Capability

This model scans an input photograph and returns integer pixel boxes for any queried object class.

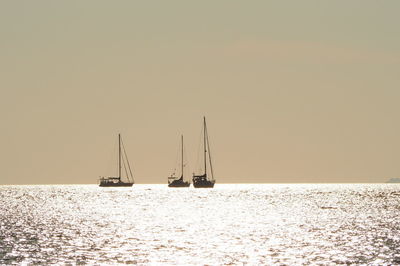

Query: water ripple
[1,184,400,264]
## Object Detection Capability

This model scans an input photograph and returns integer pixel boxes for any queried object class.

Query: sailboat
[99,134,134,187]
[168,135,190,187]
[193,117,215,188]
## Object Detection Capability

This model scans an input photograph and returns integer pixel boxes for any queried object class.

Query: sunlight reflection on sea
[1,184,400,264]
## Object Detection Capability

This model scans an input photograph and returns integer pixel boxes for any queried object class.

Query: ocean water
[1,184,400,265]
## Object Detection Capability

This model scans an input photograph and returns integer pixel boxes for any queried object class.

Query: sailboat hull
[99,182,133,187]
[99,178,134,187]
[99,183,133,187]
[192,175,215,188]
[168,182,190,187]
[168,176,190,187]
[168,181,190,187]
[193,181,215,188]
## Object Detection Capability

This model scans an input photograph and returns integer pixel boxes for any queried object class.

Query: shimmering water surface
[1,184,400,265]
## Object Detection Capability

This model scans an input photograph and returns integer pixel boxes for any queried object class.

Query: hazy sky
[1,1,400,184]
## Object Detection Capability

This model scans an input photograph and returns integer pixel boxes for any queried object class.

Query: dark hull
[193,181,215,188]
[168,180,190,187]
[192,175,215,188]
[99,182,133,187]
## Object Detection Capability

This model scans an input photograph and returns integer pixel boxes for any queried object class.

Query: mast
[118,133,121,181]
[203,116,207,177]
[181,134,184,178]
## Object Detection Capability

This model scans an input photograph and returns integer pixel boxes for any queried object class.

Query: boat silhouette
[193,117,215,188]
[168,135,190,187]
[99,134,134,187]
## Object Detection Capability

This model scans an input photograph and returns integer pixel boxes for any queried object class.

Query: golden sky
[1,1,400,184]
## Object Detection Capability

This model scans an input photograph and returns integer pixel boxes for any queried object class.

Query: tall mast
[181,134,184,178]
[203,116,207,176]
[118,133,121,181]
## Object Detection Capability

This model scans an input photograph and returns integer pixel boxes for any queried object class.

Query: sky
[1,1,400,184]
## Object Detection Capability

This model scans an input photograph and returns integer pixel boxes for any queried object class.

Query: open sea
[1,184,400,265]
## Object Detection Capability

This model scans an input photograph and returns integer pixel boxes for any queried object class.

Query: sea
[1,184,400,265]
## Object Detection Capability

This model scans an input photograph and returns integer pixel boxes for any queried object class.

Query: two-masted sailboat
[192,117,215,188]
[99,134,134,187]
[168,135,190,187]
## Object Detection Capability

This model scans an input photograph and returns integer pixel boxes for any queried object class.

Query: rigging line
[120,138,128,181]
[195,123,204,173]
[121,152,129,182]
[175,136,180,174]
[183,141,189,181]
[121,138,134,183]
[105,136,118,177]
[203,117,207,177]
[171,136,180,177]
[114,137,119,177]
[181,135,184,178]
[205,122,215,180]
